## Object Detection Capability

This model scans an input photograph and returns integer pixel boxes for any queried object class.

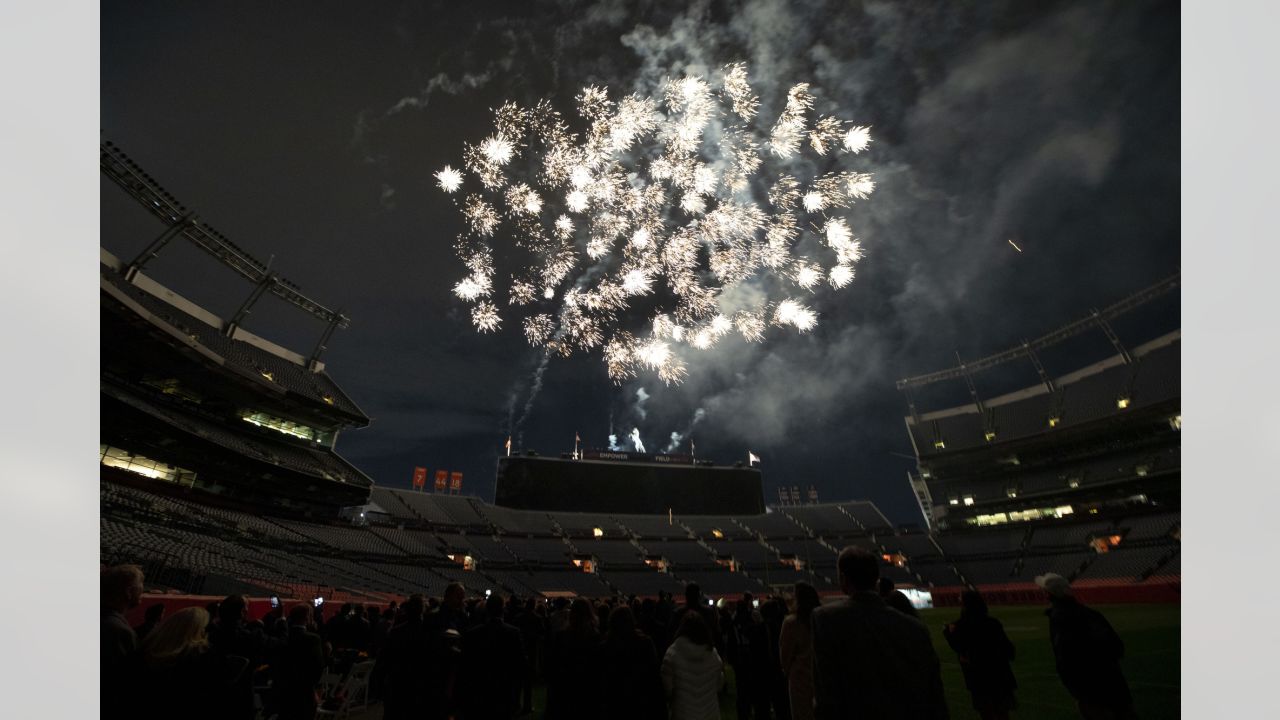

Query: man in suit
[459,594,527,719]
[811,547,948,719]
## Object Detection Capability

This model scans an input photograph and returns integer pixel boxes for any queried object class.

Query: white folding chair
[315,660,375,719]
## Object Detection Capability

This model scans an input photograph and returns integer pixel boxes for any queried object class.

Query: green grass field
[523,603,1180,719]
[918,603,1180,719]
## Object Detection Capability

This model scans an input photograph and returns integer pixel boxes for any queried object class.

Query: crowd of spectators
[101,547,1137,719]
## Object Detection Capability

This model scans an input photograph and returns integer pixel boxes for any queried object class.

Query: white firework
[809,117,846,156]
[463,195,500,237]
[523,314,555,345]
[794,263,822,290]
[509,280,537,306]
[554,215,574,239]
[721,62,759,120]
[481,135,515,165]
[472,302,501,332]
[435,165,463,193]
[846,172,876,199]
[775,299,817,332]
[437,63,876,383]
[453,274,491,301]
[621,269,653,295]
[829,264,855,288]
[844,125,872,154]
[566,189,589,213]
[734,311,766,342]
[769,83,814,159]
[680,193,707,215]
[506,183,542,216]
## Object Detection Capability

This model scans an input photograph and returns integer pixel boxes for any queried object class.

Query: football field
[717,602,1180,720]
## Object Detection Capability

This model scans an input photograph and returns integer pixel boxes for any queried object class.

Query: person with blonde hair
[136,606,247,719]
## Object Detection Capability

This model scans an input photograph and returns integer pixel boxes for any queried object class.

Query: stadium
[91,3,1187,719]
[100,135,1179,718]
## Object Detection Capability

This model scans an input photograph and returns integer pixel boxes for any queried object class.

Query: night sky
[100,0,1180,525]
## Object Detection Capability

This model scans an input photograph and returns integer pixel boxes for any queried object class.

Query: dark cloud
[101,0,1178,522]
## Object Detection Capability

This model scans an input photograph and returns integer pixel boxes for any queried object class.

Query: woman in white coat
[661,611,725,720]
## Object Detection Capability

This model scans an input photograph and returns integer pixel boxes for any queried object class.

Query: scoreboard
[495,455,765,515]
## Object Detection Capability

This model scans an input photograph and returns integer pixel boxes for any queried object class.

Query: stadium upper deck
[899,275,1180,531]
[101,141,371,514]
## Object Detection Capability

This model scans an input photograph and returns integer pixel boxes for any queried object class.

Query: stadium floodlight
[948,497,959,506]
[1169,414,1181,431]
[1116,397,1131,409]
[962,496,974,506]
[933,439,946,450]
[984,430,997,442]
[1047,416,1060,428]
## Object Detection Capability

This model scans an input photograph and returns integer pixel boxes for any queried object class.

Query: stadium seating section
[102,480,1180,600]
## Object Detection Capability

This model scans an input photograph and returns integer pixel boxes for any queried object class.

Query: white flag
[748,451,761,465]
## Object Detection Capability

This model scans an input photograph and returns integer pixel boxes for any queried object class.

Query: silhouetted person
[811,547,948,719]
[514,597,547,715]
[101,564,144,666]
[434,582,468,633]
[545,597,603,720]
[271,604,326,720]
[207,594,278,719]
[727,595,772,719]
[375,594,435,720]
[459,594,526,720]
[943,590,1017,720]
[134,602,165,642]
[760,596,791,720]
[662,611,725,720]
[371,604,394,656]
[779,583,821,720]
[600,604,667,720]
[670,582,723,655]
[134,607,246,720]
[102,564,145,716]
[879,576,920,618]
[1036,573,1135,720]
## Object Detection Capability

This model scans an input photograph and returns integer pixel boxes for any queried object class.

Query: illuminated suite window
[100,444,196,484]
[240,410,324,442]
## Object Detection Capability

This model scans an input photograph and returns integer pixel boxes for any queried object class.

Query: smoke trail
[664,431,681,452]
[663,407,707,452]
[513,350,552,446]
[634,387,650,421]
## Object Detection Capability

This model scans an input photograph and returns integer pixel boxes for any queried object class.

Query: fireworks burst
[436,63,876,383]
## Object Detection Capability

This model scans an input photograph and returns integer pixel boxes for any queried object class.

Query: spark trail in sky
[437,63,876,384]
